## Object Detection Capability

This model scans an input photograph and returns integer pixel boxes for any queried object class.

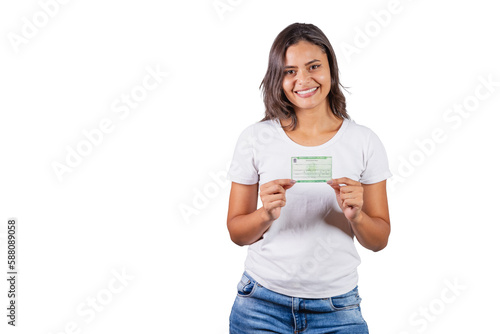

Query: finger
[267,199,287,210]
[328,182,346,191]
[327,179,346,188]
[261,179,295,192]
[262,193,286,204]
[262,179,296,188]
[340,192,361,201]
[342,198,361,208]
[274,179,296,186]
[262,183,290,196]
[327,177,360,187]
[339,186,359,194]
[277,179,296,190]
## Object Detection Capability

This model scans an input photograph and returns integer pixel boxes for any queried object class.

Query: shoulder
[236,119,280,140]
[341,119,389,157]
[343,118,380,142]
[253,119,278,132]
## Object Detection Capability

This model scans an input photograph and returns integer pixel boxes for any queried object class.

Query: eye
[284,69,296,75]
[310,64,321,70]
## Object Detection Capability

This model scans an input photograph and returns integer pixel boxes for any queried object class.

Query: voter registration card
[291,156,332,183]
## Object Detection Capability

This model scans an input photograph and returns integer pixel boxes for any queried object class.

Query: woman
[227,22,392,333]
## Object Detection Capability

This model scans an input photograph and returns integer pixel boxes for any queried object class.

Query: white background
[1,0,499,333]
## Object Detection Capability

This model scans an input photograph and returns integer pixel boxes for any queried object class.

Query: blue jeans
[229,271,369,333]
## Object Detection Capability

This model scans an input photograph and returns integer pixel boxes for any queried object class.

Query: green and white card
[291,156,332,183]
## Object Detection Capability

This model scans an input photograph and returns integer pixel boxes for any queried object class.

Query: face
[282,40,331,114]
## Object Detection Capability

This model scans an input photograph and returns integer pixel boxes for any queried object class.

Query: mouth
[295,87,319,97]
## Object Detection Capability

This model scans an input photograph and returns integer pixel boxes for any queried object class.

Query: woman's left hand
[327,177,363,223]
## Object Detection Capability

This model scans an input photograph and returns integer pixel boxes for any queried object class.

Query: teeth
[296,87,317,95]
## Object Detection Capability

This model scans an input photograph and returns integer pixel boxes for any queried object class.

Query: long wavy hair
[260,23,350,130]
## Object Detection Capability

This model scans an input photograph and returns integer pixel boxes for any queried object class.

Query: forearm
[228,207,273,246]
[349,211,390,252]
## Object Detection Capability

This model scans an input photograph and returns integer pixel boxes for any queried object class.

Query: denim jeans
[229,271,369,333]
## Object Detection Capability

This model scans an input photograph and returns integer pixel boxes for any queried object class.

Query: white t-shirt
[227,117,392,298]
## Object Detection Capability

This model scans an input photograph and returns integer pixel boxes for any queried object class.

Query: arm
[328,178,390,252]
[226,182,271,246]
[227,179,296,246]
[350,181,390,252]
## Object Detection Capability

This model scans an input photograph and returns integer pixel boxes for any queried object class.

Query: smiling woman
[260,22,349,132]
[282,42,332,114]
[226,22,392,333]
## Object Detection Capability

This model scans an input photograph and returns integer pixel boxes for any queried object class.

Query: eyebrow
[284,59,321,69]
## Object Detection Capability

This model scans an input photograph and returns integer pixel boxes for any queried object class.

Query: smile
[295,87,318,97]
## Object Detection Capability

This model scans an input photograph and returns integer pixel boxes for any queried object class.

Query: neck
[282,101,342,133]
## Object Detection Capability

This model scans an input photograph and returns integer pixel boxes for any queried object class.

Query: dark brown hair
[260,23,350,130]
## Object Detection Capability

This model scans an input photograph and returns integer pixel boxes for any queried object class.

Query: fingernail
[326,180,333,184]
[291,180,296,184]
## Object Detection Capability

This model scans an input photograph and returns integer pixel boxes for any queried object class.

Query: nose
[296,69,311,86]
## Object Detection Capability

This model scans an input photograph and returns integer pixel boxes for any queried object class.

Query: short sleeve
[360,130,393,184]
[226,125,259,185]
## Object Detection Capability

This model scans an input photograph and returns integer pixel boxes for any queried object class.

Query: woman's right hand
[259,179,296,221]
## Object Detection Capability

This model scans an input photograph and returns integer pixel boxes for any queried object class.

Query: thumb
[327,180,341,195]
[282,179,297,190]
